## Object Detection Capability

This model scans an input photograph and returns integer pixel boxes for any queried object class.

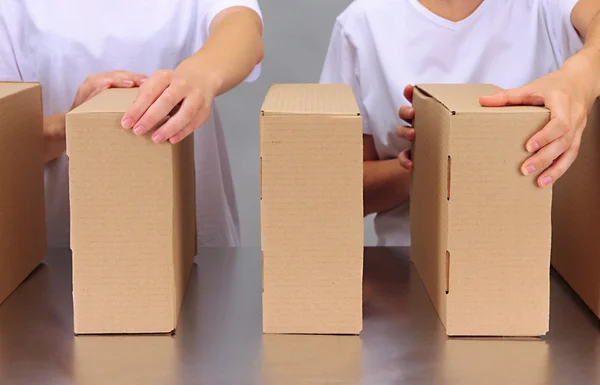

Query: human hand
[44,71,147,163]
[121,69,216,144]
[396,85,416,170]
[480,51,599,187]
[71,70,147,110]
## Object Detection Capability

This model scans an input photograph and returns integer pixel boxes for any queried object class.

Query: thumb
[479,86,544,107]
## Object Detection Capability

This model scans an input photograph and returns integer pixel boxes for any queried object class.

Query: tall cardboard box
[0,83,46,305]
[260,84,363,335]
[552,101,600,319]
[66,88,196,334]
[411,84,552,336]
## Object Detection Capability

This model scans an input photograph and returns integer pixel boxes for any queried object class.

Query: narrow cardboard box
[552,100,600,320]
[66,88,196,334]
[410,84,552,336]
[260,84,363,335]
[0,83,46,305]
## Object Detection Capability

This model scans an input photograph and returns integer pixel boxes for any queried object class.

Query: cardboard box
[410,84,552,336]
[66,88,196,334]
[0,83,46,306]
[551,101,600,320]
[260,84,363,334]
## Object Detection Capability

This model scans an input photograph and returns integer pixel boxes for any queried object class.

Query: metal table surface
[0,247,598,385]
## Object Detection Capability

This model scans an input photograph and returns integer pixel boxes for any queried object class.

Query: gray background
[216,0,378,247]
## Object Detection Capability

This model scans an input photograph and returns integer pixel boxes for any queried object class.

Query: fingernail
[121,118,133,129]
[133,125,145,135]
[124,80,134,86]
[152,132,165,143]
[140,78,147,84]
[541,176,552,187]
[525,164,536,175]
[528,141,540,152]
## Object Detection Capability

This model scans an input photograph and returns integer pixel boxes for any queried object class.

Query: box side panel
[172,132,197,325]
[260,115,363,334]
[446,112,551,336]
[552,102,600,319]
[0,85,46,305]
[410,89,451,329]
[67,113,176,334]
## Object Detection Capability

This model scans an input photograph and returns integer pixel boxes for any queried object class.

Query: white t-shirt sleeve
[201,0,263,82]
[540,0,583,61]
[320,21,370,135]
[0,9,22,81]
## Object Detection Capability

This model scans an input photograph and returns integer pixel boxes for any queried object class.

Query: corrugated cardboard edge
[412,85,551,337]
[261,84,362,117]
[410,86,451,330]
[414,85,456,115]
[171,133,197,333]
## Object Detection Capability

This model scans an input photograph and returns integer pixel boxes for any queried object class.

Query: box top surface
[261,84,360,116]
[416,84,549,115]
[69,88,138,114]
[0,83,38,99]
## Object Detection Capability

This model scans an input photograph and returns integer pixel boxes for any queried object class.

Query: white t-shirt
[0,0,263,248]
[320,0,583,247]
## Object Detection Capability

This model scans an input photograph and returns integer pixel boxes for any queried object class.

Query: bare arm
[478,0,600,187]
[176,6,264,96]
[43,113,66,163]
[123,6,264,144]
[363,134,411,216]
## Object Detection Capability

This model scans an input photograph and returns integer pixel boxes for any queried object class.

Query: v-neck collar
[407,0,493,30]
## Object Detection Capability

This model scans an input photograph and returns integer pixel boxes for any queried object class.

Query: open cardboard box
[410,84,552,337]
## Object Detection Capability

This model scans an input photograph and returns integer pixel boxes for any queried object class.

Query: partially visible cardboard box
[260,84,363,335]
[552,101,600,320]
[0,83,46,306]
[66,88,196,334]
[411,84,552,336]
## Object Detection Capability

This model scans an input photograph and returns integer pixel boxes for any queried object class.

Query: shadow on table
[175,247,264,385]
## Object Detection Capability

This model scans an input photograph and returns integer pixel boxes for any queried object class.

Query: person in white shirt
[320,0,600,247]
[0,0,264,249]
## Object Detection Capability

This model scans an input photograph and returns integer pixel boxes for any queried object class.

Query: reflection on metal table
[0,247,598,385]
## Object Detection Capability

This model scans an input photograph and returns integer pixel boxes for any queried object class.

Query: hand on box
[479,50,599,188]
[120,69,216,144]
[71,71,147,110]
[396,85,416,170]
[44,71,146,163]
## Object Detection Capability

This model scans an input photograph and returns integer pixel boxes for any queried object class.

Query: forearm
[565,6,600,97]
[44,113,66,163]
[176,7,264,96]
[363,159,411,216]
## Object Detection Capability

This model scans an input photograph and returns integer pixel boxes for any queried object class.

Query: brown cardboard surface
[66,88,196,334]
[0,82,46,306]
[260,84,363,335]
[552,101,600,319]
[411,84,552,336]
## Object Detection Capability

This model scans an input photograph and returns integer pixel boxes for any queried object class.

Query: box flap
[261,84,360,116]
[70,88,138,114]
[415,84,548,114]
[0,83,39,100]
